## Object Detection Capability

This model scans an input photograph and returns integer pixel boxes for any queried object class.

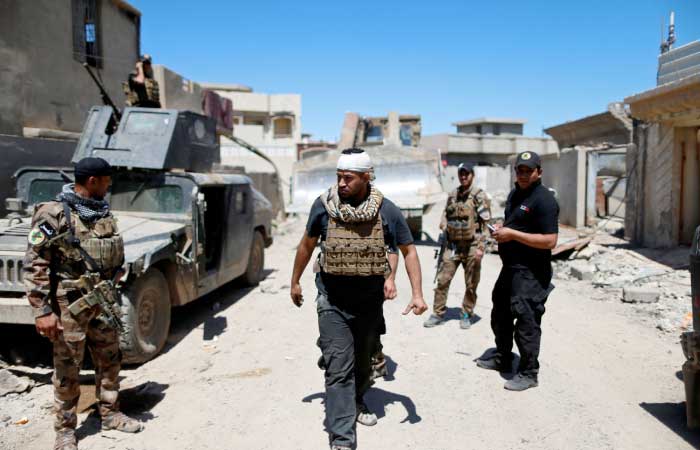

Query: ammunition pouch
[144,78,160,103]
[123,82,139,106]
[321,216,389,277]
[446,220,475,242]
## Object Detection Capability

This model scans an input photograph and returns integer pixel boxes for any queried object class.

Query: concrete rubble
[0,369,32,397]
[552,222,692,333]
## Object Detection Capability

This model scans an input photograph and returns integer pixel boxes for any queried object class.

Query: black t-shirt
[499,180,559,276]
[306,196,413,309]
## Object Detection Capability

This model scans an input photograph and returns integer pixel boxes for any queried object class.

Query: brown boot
[54,430,77,450]
[101,411,143,433]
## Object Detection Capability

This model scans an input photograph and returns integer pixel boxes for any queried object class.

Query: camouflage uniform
[23,200,124,433]
[432,186,490,317]
[123,76,161,108]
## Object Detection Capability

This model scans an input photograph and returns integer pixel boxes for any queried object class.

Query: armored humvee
[0,106,273,363]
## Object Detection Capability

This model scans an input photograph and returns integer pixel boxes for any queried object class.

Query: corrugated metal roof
[657,40,700,85]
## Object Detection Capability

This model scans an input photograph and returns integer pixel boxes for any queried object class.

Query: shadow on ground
[380,355,398,382]
[146,268,276,362]
[0,269,275,369]
[640,402,700,448]
[443,307,482,325]
[302,384,422,443]
[475,347,519,380]
[75,381,168,441]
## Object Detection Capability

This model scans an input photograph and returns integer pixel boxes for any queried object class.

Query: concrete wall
[626,123,678,247]
[540,148,586,228]
[422,133,558,156]
[153,65,203,112]
[0,0,139,135]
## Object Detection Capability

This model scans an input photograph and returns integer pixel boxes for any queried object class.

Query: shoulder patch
[28,221,58,246]
[28,227,47,246]
[38,221,58,238]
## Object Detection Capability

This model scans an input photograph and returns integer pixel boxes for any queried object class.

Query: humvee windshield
[25,176,187,214]
[110,182,184,213]
[29,179,65,204]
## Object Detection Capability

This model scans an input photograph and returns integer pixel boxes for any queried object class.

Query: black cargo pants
[316,293,383,448]
[491,266,553,377]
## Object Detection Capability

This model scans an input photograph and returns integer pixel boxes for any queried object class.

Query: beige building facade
[201,83,302,205]
[625,71,700,247]
[422,118,558,167]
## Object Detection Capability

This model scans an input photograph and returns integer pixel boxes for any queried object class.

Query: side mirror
[196,192,207,212]
[5,198,26,214]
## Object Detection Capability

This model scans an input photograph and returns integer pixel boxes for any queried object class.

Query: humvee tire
[120,268,171,364]
[242,231,265,286]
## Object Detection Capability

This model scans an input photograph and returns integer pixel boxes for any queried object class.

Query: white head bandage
[337,149,373,173]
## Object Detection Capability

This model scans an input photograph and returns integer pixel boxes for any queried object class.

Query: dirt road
[2,206,698,450]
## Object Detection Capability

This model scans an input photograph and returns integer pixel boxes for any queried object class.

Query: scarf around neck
[57,184,111,222]
[320,184,383,223]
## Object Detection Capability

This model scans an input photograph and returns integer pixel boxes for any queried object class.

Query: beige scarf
[320,184,384,223]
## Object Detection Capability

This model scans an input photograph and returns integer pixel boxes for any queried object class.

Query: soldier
[24,157,142,450]
[124,54,161,108]
[424,162,491,330]
[290,148,427,450]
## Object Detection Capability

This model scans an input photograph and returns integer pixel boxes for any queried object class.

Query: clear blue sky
[133,0,700,141]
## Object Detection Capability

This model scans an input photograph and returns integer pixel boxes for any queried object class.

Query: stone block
[622,286,660,304]
[570,261,596,281]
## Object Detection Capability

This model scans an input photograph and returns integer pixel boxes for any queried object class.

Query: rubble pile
[553,235,692,334]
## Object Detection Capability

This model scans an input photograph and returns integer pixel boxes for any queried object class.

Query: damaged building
[422,118,558,217]
[337,112,421,149]
[542,103,632,228]
[625,39,700,247]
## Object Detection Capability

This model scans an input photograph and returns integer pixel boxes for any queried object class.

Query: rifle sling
[61,201,107,278]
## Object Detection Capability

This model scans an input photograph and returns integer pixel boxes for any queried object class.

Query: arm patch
[28,221,58,247]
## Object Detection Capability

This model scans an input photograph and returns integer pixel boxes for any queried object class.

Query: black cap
[139,54,153,64]
[74,157,112,179]
[457,162,474,174]
[515,151,541,169]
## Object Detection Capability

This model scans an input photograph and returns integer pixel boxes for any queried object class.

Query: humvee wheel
[120,268,171,364]
[242,231,265,286]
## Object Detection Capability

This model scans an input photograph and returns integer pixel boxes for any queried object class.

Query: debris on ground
[0,370,32,397]
[622,285,660,304]
[13,417,28,426]
[552,218,692,334]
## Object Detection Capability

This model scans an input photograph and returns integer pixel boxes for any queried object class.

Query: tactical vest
[123,81,139,106]
[72,215,124,271]
[321,215,388,276]
[144,78,160,104]
[122,78,160,106]
[445,188,482,242]
[57,210,124,280]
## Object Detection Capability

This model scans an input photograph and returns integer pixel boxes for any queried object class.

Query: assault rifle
[433,231,448,283]
[65,272,124,332]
